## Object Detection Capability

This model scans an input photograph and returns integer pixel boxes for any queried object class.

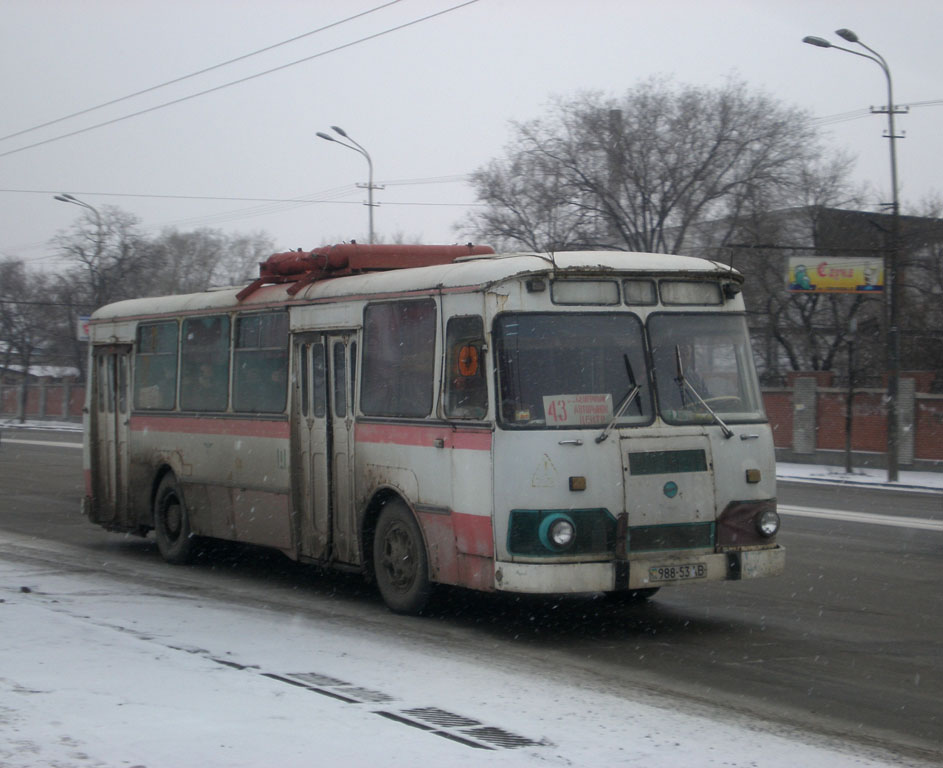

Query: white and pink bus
[83,243,784,613]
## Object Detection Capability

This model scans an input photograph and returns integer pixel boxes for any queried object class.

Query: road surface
[1,430,940,763]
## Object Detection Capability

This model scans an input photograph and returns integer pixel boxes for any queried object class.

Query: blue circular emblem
[663,481,679,498]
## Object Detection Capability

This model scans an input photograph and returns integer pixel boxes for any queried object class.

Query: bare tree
[142,228,275,293]
[218,231,276,285]
[52,206,152,308]
[145,228,230,294]
[0,259,55,381]
[45,209,278,378]
[462,78,822,253]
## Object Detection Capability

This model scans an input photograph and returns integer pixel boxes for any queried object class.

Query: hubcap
[380,523,416,591]
[163,500,182,541]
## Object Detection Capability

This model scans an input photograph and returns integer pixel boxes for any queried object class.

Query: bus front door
[327,334,357,564]
[90,345,131,525]
[293,336,331,560]
[292,333,356,564]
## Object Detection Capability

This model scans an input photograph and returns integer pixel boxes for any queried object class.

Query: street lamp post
[803,29,904,482]
[316,126,381,244]
[55,193,106,307]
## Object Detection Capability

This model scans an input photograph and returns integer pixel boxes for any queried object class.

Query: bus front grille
[627,522,714,552]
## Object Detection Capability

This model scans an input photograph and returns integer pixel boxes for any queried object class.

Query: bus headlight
[755,509,780,538]
[539,513,576,552]
[717,500,778,547]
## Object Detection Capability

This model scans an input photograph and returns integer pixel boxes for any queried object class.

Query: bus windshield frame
[648,312,766,425]
[494,311,653,429]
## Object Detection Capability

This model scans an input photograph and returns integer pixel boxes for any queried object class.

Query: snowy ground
[0,535,936,767]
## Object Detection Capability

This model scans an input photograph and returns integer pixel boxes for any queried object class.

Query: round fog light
[538,513,576,552]
[756,508,780,537]
[549,519,575,547]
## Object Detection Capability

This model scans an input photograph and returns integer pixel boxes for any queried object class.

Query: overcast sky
[1,0,940,271]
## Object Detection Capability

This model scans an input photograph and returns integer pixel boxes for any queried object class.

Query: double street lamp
[316,126,381,244]
[803,28,903,482]
[54,192,102,229]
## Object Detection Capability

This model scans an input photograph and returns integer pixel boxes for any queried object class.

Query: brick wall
[763,383,943,463]
[0,382,84,421]
[763,390,792,449]
[914,396,943,461]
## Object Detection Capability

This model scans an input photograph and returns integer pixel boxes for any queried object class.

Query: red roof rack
[236,242,494,301]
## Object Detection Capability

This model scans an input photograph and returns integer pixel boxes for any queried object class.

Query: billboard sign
[77,315,91,341]
[787,257,884,294]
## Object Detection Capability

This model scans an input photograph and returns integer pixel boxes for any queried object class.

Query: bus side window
[134,321,178,410]
[233,312,289,414]
[180,315,230,412]
[312,342,326,418]
[361,299,436,418]
[445,316,487,420]
[332,341,347,417]
[349,341,357,411]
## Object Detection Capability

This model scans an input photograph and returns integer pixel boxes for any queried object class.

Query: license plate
[648,563,707,582]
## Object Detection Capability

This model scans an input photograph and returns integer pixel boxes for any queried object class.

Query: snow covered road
[0,532,931,768]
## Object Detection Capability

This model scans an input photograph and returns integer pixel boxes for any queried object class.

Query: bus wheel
[373,500,432,615]
[153,474,195,565]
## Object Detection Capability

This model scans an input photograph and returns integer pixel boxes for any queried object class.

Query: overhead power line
[0,0,405,146]
[811,98,942,127]
[0,175,480,257]
[0,175,472,203]
[0,0,481,161]
[0,299,97,309]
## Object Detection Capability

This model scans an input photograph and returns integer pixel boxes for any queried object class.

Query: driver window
[445,316,487,419]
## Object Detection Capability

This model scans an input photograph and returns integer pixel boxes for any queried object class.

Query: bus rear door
[90,344,131,526]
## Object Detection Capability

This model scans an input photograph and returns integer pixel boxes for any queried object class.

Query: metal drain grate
[265,670,548,752]
[286,672,348,687]
[336,686,395,703]
[401,707,482,728]
[460,726,545,749]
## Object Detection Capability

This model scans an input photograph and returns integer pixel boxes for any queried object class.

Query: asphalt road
[1,430,940,763]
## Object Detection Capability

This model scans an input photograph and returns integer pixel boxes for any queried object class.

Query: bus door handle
[558,439,583,446]
[739,434,760,440]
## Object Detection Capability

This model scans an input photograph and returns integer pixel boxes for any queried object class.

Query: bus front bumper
[493,545,785,594]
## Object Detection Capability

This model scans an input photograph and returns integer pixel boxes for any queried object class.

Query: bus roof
[90,250,740,321]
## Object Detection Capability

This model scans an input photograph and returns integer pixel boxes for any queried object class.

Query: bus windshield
[649,313,765,424]
[495,313,652,428]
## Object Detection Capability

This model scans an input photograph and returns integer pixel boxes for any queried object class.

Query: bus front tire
[153,474,196,565]
[373,501,432,615]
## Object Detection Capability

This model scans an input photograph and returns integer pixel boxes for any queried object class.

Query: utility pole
[317,126,383,244]
[803,29,906,481]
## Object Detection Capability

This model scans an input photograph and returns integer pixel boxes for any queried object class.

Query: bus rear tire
[373,500,432,615]
[153,474,196,565]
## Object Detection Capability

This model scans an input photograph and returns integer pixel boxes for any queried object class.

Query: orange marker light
[457,345,479,377]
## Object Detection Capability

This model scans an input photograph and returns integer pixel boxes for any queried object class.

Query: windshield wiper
[674,345,733,439]
[596,354,643,443]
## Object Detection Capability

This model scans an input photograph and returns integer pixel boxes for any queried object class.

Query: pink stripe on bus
[355,422,491,451]
[131,414,289,439]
